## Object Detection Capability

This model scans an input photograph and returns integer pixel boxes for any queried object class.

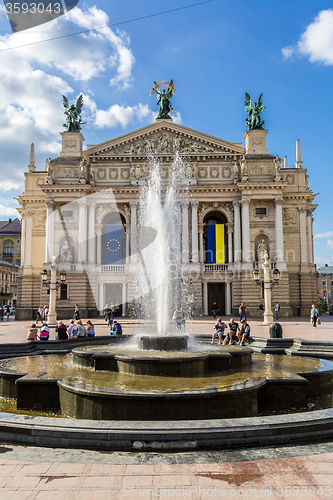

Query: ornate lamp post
[41,255,67,326]
[253,251,280,325]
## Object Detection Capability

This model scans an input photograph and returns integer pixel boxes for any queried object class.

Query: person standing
[73,304,80,320]
[239,302,247,322]
[172,306,182,332]
[6,305,10,321]
[274,302,280,321]
[115,301,120,317]
[259,302,264,318]
[36,306,43,324]
[211,302,218,319]
[310,304,319,327]
[0,306,4,321]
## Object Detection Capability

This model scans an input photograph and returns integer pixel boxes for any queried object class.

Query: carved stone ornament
[184,163,197,179]
[198,167,208,179]
[33,213,46,229]
[121,168,130,180]
[109,168,119,180]
[283,208,297,226]
[210,167,219,179]
[222,166,232,178]
[161,167,169,179]
[64,140,77,149]
[37,177,45,186]
[131,165,146,180]
[284,173,295,185]
[59,239,74,263]
[97,167,107,180]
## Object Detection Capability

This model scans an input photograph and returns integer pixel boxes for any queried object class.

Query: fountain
[1,150,333,449]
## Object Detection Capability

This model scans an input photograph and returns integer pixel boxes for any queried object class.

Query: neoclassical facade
[16,119,317,319]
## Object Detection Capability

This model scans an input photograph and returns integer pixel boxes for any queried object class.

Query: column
[227,228,233,264]
[263,254,274,325]
[96,224,102,266]
[122,283,127,316]
[298,207,308,264]
[25,211,33,267]
[191,201,199,263]
[241,198,251,262]
[233,201,241,263]
[21,215,26,267]
[47,255,57,326]
[182,201,189,263]
[88,202,96,264]
[203,281,208,315]
[226,282,231,316]
[199,225,204,263]
[45,200,54,263]
[307,209,314,264]
[98,283,104,314]
[130,202,137,263]
[275,197,284,262]
[125,224,130,264]
[78,200,88,263]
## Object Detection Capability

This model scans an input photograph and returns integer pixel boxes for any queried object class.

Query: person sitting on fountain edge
[110,320,122,335]
[211,317,227,345]
[223,318,240,345]
[237,319,251,346]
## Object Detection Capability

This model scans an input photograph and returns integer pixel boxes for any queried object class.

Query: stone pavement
[0,316,332,498]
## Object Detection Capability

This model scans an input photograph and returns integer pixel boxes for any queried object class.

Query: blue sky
[0,0,332,265]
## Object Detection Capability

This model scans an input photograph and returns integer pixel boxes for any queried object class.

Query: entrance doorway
[105,284,122,316]
[208,283,225,316]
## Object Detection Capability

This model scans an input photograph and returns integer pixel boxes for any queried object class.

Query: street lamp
[252,251,280,325]
[41,255,66,325]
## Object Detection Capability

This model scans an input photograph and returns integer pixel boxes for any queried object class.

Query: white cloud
[95,103,156,129]
[282,9,333,65]
[281,46,294,59]
[314,231,333,238]
[327,240,333,249]
[0,204,20,217]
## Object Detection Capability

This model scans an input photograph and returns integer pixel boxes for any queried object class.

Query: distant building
[0,218,21,267]
[317,265,333,301]
[0,260,19,306]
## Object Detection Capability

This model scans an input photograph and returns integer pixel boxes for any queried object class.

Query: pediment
[85,120,244,161]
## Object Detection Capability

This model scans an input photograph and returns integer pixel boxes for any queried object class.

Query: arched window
[102,212,126,265]
[203,212,228,264]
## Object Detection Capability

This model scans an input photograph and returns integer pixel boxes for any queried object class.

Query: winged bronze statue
[150,80,176,119]
[63,94,85,133]
[245,92,266,130]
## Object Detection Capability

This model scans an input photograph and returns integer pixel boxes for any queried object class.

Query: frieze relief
[198,167,208,179]
[33,213,46,230]
[283,208,297,226]
[283,173,296,185]
[248,165,273,175]
[222,166,232,179]
[57,166,80,179]
[101,132,231,158]
[210,167,220,179]
[97,167,107,180]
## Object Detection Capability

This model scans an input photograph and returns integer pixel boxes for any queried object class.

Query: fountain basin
[138,334,189,351]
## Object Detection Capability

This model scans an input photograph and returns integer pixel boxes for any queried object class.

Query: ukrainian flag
[105,225,123,265]
[207,224,225,264]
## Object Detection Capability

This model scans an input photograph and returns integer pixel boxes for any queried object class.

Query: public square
[0,316,332,498]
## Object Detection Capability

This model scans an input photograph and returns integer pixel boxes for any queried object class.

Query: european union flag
[105,225,123,265]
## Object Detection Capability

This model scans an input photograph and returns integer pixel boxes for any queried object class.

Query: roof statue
[62,94,85,133]
[245,92,266,130]
[150,80,176,119]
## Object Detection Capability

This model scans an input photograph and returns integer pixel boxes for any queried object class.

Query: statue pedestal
[244,129,268,155]
[60,132,85,158]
